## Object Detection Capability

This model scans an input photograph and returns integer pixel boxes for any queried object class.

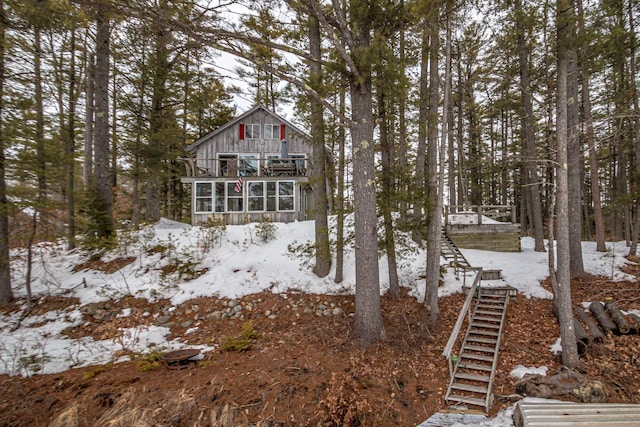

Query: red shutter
[239,123,245,140]
[280,124,286,140]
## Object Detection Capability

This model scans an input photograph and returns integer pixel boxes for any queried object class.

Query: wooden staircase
[444,287,511,413]
[441,227,471,271]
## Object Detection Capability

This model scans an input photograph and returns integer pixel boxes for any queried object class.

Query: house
[180,104,320,225]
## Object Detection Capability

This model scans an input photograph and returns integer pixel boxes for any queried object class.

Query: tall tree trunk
[66,28,77,250]
[424,4,441,324]
[309,15,331,278]
[84,52,94,187]
[627,0,640,256]
[378,75,399,298]
[556,0,580,368]
[334,88,346,284]
[93,7,114,238]
[516,0,545,252]
[0,0,12,306]
[397,12,409,226]
[566,0,585,277]
[349,3,385,344]
[577,0,606,252]
[413,28,429,243]
[34,26,46,204]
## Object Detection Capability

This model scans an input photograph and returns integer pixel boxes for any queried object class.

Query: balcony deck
[178,157,309,179]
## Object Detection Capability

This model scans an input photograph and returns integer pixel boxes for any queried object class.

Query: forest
[0,0,639,367]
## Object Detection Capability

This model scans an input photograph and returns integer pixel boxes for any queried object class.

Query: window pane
[228,182,242,196]
[215,183,225,212]
[196,198,212,212]
[196,182,212,197]
[267,196,276,211]
[249,197,264,211]
[249,182,264,197]
[279,196,294,211]
[227,198,243,212]
[246,124,260,139]
[267,182,276,195]
[279,181,294,196]
[239,155,258,176]
[265,124,279,139]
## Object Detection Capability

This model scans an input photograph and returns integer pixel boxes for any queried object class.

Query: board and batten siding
[194,110,310,173]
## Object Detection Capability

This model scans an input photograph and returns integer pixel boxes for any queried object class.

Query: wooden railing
[178,156,310,178]
[442,266,483,379]
[444,205,517,225]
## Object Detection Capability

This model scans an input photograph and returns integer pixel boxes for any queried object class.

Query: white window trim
[225,181,244,212]
[264,124,280,140]
[194,181,214,214]
[247,181,266,213]
[245,123,261,139]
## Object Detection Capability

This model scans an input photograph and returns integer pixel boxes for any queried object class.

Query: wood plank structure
[514,401,640,426]
[179,104,332,225]
[444,205,521,252]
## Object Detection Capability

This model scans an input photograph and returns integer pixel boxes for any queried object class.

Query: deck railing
[444,205,516,225]
[442,266,483,379]
[178,156,310,178]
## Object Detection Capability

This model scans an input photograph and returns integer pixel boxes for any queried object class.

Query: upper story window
[245,124,261,139]
[264,124,280,140]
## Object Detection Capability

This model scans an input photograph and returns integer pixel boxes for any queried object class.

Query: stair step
[476,305,505,311]
[457,362,492,372]
[479,295,507,301]
[454,373,490,382]
[466,336,498,344]
[469,328,500,336]
[463,344,496,353]
[475,309,502,316]
[446,394,486,408]
[461,353,494,362]
[471,322,501,329]
[451,383,489,394]
[473,315,501,322]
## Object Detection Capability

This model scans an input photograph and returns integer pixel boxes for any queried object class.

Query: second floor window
[264,124,280,140]
[245,124,260,139]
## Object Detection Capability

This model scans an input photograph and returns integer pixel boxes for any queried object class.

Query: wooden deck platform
[514,401,640,426]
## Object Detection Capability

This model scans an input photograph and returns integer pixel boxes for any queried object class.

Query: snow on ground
[1,217,637,424]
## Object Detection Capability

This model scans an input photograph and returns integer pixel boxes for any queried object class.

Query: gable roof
[185,104,310,154]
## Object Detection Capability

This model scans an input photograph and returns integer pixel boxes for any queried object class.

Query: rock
[323,309,332,316]
[268,314,277,320]
[232,305,242,314]
[181,320,194,328]
[265,310,272,317]
[304,307,313,315]
[157,315,172,325]
[332,307,344,316]
[228,300,238,308]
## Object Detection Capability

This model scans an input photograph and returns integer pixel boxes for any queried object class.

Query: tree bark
[378,81,399,298]
[424,2,441,324]
[334,88,346,284]
[604,301,631,334]
[0,0,12,306]
[575,308,604,343]
[516,0,545,252]
[588,301,617,334]
[555,0,580,368]
[93,7,114,237]
[576,0,606,252]
[308,14,331,278]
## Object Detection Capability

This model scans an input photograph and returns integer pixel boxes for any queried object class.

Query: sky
[1,214,636,426]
